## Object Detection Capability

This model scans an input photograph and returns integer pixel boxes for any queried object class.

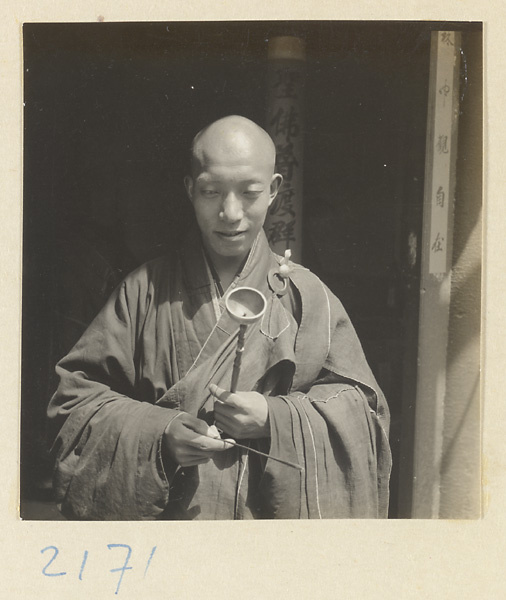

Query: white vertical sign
[429,32,459,274]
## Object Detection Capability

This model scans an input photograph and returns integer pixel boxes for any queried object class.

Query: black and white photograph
[20,20,482,524]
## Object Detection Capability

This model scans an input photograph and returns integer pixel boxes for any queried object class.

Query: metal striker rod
[230,323,247,393]
[217,439,304,471]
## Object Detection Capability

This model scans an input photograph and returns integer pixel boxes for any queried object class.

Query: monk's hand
[209,383,270,440]
[162,412,231,468]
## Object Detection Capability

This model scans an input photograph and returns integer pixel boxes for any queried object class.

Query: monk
[47,115,392,520]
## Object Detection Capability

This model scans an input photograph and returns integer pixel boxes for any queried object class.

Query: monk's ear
[269,173,283,206]
[184,176,194,202]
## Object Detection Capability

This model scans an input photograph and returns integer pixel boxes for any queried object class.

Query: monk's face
[186,122,282,266]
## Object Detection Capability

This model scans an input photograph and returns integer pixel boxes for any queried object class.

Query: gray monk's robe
[48,230,392,520]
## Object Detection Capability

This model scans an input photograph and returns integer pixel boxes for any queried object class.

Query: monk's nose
[221,193,244,223]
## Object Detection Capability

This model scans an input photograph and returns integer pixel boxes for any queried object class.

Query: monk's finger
[187,433,231,452]
[213,401,238,421]
[179,413,214,436]
[213,404,237,423]
[209,384,236,405]
[207,424,221,439]
[214,414,238,438]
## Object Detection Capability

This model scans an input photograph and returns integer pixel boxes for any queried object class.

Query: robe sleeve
[258,285,392,519]
[261,381,391,519]
[47,274,180,520]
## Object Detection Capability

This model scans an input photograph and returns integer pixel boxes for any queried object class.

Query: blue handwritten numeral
[107,544,133,595]
[41,546,66,577]
[144,546,157,577]
[41,544,156,591]
[78,550,89,581]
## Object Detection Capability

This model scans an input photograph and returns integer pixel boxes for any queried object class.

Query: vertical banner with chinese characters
[428,32,460,274]
[265,36,305,263]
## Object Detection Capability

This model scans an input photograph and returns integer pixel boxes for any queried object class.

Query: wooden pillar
[265,36,305,263]
[411,31,461,518]
[439,31,482,519]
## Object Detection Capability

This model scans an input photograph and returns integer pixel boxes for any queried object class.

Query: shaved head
[185,115,283,273]
[190,115,277,177]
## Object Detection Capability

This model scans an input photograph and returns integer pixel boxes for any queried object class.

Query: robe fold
[48,229,391,520]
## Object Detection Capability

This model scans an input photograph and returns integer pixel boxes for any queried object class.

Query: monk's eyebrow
[195,174,217,183]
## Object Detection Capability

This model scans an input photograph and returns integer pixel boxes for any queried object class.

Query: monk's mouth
[217,231,246,238]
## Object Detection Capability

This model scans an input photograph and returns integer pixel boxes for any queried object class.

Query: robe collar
[179,225,275,296]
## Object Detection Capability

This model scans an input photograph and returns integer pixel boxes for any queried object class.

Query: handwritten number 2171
[40,545,157,594]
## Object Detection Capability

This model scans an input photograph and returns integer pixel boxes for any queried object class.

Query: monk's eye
[243,190,263,199]
[201,189,219,198]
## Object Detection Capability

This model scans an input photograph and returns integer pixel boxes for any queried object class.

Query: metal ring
[267,268,289,296]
